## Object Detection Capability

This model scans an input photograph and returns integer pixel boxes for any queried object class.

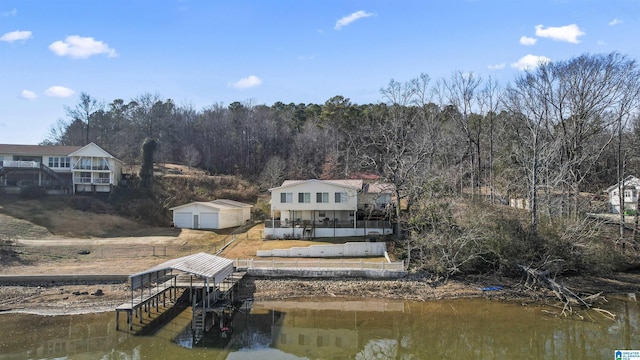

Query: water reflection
[0,297,637,359]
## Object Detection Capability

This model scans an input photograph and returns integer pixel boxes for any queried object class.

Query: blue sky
[1,0,638,144]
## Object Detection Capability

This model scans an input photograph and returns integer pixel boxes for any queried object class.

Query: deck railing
[265,219,391,229]
[1,160,40,168]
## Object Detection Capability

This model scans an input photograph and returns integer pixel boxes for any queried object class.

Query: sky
[1,0,639,144]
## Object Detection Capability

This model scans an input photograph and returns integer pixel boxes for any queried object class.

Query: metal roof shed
[129,252,235,290]
[170,199,253,230]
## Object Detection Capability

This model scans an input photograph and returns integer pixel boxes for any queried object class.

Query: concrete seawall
[0,275,128,285]
[247,268,407,279]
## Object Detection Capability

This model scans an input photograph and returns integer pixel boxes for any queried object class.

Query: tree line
[45,52,640,274]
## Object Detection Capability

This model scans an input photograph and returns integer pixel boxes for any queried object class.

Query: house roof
[270,178,394,194]
[129,252,234,289]
[605,175,640,193]
[271,179,363,191]
[365,182,394,194]
[169,198,253,211]
[68,142,122,162]
[0,144,81,156]
[210,199,254,208]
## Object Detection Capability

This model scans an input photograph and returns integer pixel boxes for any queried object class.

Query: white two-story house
[265,179,394,239]
[0,142,122,195]
[605,175,640,214]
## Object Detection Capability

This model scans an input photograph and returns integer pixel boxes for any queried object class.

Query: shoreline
[2,272,638,316]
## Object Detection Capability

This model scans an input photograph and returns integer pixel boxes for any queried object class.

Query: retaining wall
[247,268,407,279]
[257,241,386,257]
[0,274,128,285]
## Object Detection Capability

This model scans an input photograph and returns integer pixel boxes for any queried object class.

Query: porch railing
[74,177,110,184]
[265,219,391,229]
[1,160,40,168]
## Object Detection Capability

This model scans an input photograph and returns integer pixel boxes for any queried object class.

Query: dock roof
[129,252,234,289]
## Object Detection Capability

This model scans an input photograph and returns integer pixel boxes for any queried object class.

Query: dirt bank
[2,271,638,316]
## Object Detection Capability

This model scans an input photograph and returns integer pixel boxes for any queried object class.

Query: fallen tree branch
[518,264,591,308]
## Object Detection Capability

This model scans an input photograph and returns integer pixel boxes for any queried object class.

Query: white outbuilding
[170,199,253,230]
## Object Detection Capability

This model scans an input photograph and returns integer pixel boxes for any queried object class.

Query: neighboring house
[605,175,640,214]
[265,179,394,239]
[0,142,122,194]
[170,199,253,230]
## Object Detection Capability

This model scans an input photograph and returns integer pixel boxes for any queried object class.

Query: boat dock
[115,253,246,339]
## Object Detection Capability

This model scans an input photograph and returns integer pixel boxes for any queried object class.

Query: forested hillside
[44,52,640,277]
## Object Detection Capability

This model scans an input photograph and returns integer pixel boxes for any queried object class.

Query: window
[280,192,292,203]
[98,173,110,183]
[81,158,92,170]
[624,190,634,198]
[48,157,70,168]
[98,158,109,170]
[335,192,347,203]
[316,192,329,203]
[78,172,91,183]
[298,192,310,203]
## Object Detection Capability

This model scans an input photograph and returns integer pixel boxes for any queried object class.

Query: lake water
[0,297,638,359]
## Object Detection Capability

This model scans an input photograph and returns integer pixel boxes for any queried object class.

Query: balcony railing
[265,219,391,229]
[76,165,110,170]
[74,177,110,184]
[75,177,92,183]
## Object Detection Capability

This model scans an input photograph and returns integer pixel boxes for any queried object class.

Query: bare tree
[361,74,438,238]
[549,53,638,218]
[259,156,287,190]
[478,77,504,204]
[182,144,201,171]
[504,64,559,238]
[612,63,640,239]
[65,92,101,145]
[438,71,482,197]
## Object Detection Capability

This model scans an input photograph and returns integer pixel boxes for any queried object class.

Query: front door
[193,214,199,229]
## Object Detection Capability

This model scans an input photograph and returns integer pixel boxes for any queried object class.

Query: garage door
[200,212,219,229]
[174,212,192,228]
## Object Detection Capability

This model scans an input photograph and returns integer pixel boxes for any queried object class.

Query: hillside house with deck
[606,175,640,214]
[0,142,122,194]
[264,179,394,239]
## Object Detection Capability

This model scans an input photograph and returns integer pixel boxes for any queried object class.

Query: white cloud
[488,63,506,70]
[229,75,262,89]
[1,8,17,16]
[0,30,32,43]
[534,24,585,43]
[45,86,75,98]
[609,18,623,26]
[519,36,537,46]
[49,35,117,59]
[335,10,373,30]
[511,54,551,71]
[20,90,37,100]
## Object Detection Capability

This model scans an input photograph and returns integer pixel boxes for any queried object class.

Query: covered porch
[264,209,392,239]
